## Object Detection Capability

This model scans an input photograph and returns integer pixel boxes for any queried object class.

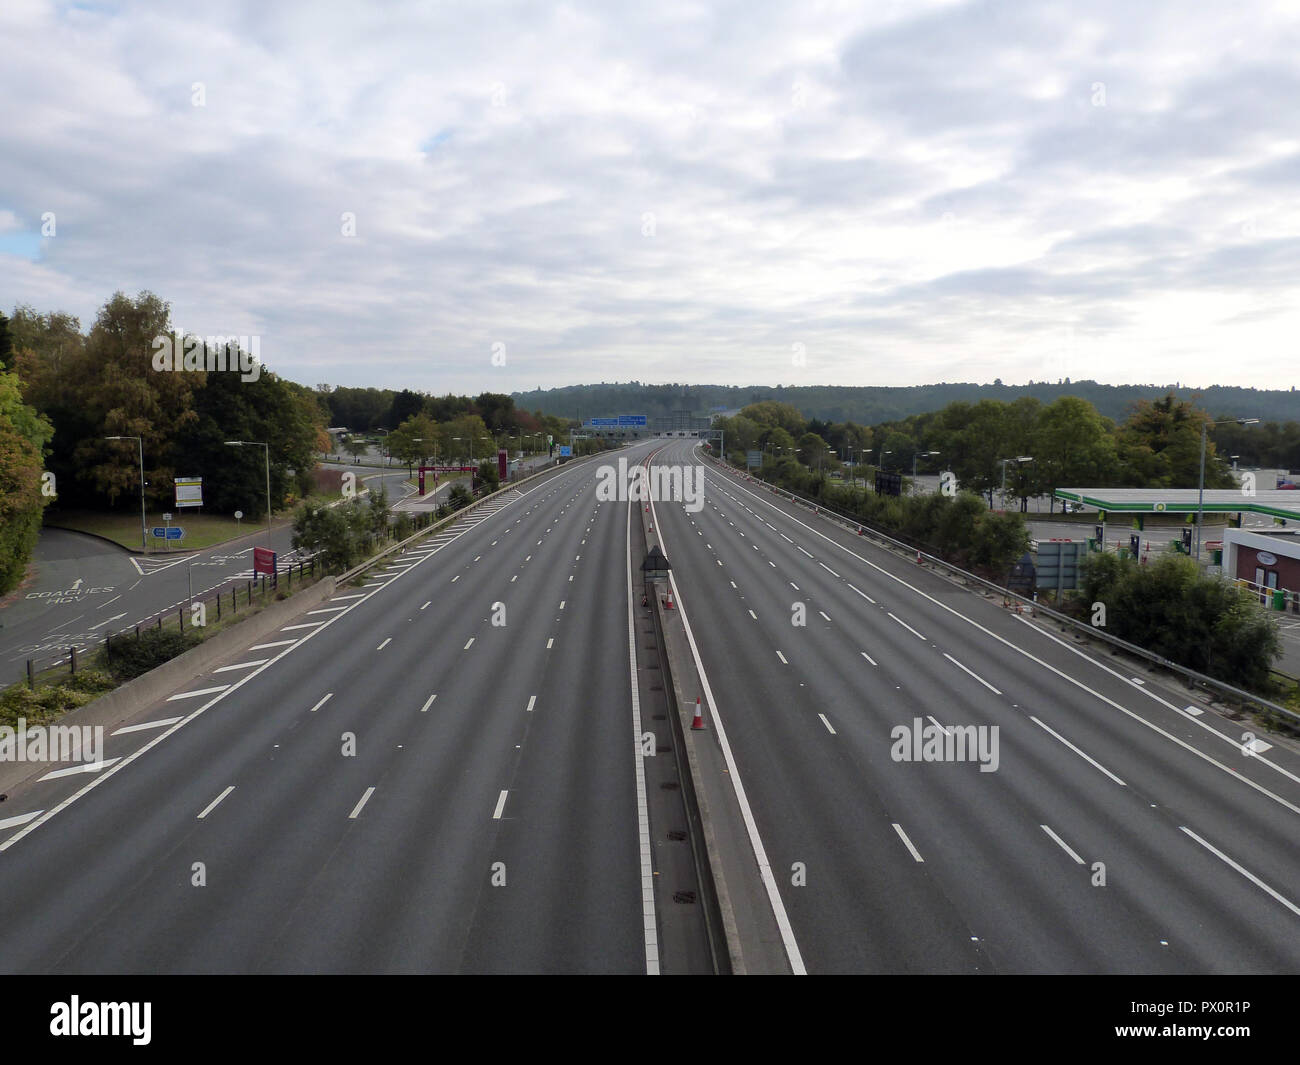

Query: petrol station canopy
[1053,488,1300,522]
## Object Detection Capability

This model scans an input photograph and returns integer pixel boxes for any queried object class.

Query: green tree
[0,368,54,593]
[1116,393,1234,488]
[1031,396,1118,510]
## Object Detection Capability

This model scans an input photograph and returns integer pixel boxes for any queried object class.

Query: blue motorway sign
[151,526,185,540]
[617,414,647,426]
[559,445,572,457]
[589,418,618,427]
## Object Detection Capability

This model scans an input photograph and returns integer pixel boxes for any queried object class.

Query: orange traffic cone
[665,588,674,610]
[692,697,705,730]
[857,526,865,536]
[915,550,922,564]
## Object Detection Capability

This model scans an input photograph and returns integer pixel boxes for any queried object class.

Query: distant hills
[512,381,1300,426]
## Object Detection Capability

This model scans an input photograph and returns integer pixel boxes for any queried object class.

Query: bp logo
[1154,502,1166,512]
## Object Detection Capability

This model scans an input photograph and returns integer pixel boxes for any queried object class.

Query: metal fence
[20,555,320,689]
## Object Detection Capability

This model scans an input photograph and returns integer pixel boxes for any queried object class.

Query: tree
[0,368,54,593]
[72,292,199,509]
[341,434,366,464]
[1116,393,1234,488]
[1031,396,1117,510]
[387,389,424,429]
[389,413,441,475]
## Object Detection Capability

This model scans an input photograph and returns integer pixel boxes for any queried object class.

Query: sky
[2,0,1299,396]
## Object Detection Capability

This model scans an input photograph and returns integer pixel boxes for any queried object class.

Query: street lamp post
[1196,418,1259,560]
[105,435,148,553]
[105,435,148,552]
[999,456,1034,509]
[225,441,272,544]
[912,450,941,495]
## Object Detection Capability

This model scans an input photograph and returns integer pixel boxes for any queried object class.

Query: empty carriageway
[0,445,668,974]
[645,438,1300,974]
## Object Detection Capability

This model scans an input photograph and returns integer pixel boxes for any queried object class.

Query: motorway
[0,442,696,973]
[646,439,1300,973]
[0,437,1296,974]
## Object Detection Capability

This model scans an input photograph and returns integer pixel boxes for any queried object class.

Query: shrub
[105,628,202,683]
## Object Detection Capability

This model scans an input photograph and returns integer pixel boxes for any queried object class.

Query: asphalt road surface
[0,466,413,686]
[644,439,1300,973]
[0,443,671,973]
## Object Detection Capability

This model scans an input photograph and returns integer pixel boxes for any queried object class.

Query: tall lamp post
[225,440,272,544]
[999,456,1034,509]
[1196,418,1258,560]
[105,435,147,553]
[912,450,941,495]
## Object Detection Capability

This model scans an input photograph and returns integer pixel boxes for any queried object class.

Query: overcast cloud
[2,0,1298,394]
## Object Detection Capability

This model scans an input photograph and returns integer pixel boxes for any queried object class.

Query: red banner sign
[253,546,277,576]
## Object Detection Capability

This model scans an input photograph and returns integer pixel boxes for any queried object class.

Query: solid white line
[1180,825,1300,917]
[307,605,350,614]
[249,639,297,650]
[861,651,877,666]
[0,469,567,853]
[39,758,120,782]
[1041,824,1085,864]
[309,693,333,713]
[280,622,323,631]
[526,695,537,712]
[213,659,268,673]
[377,637,392,650]
[818,713,837,734]
[1019,618,1300,790]
[892,823,925,862]
[464,637,474,650]
[0,810,42,830]
[331,593,366,601]
[111,717,182,736]
[492,789,509,820]
[420,693,438,713]
[197,786,235,820]
[167,685,229,701]
[847,583,875,604]
[887,612,927,640]
[713,468,1300,817]
[349,786,376,819]
[942,653,1002,694]
[1030,716,1127,786]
